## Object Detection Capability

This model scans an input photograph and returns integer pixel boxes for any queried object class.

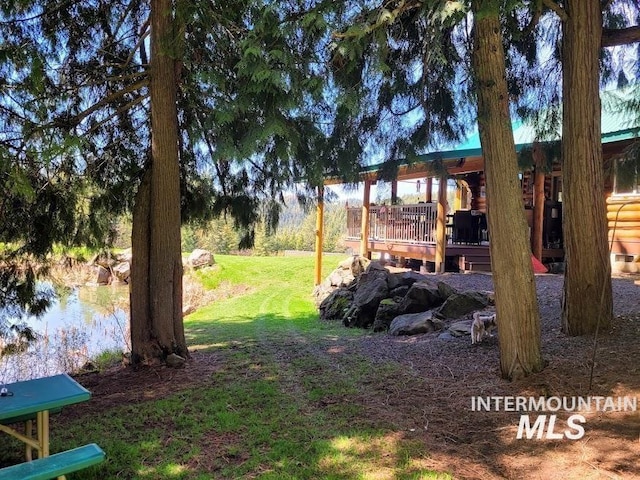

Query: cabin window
[614,158,639,195]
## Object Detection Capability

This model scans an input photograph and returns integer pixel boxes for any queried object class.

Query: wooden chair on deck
[452,210,481,245]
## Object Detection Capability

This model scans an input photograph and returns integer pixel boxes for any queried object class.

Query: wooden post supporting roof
[314,186,324,286]
[360,180,372,258]
[435,175,447,273]
[532,143,545,261]
[426,177,433,203]
[454,180,462,211]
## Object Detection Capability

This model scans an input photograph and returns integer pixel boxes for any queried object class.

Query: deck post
[454,181,462,211]
[532,143,545,260]
[360,180,372,258]
[314,186,324,286]
[426,177,433,203]
[391,180,398,204]
[435,174,447,273]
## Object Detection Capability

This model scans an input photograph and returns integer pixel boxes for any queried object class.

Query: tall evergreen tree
[520,0,640,335]
[472,0,545,378]
[0,0,350,365]
[327,0,545,378]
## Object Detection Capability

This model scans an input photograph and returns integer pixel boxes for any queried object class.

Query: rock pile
[316,256,494,336]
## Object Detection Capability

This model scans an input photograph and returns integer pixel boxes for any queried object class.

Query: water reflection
[0,284,130,383]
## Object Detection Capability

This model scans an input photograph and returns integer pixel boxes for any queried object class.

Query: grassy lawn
[48,254,451,479]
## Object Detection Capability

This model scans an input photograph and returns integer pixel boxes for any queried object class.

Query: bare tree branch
[70,79,149,125]
[83,94,149,136]
[602,26,640,48]
[542,0,568,22]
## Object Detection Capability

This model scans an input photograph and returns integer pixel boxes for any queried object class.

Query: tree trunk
[130,0,188,364]
[561,0,612,335]
[472,2,545,380]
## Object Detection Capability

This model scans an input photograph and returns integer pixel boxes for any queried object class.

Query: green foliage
[0,0,362,312]
[270,201,348,254]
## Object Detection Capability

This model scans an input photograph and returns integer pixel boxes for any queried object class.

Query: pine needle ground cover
[2,254,639,479]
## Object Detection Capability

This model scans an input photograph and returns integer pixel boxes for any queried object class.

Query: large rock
[188,249,214,268]
[389,310,445,336]
[319,288,354,321]
[353,276,388,311]
[448,319,474,337]
[115,248,133,263]
[112,261,131,284]
[387,270,427,291]
[434,291,491,319]
[339,255,370,277]
[352,262,389,311]
[372,299,402,332]
[398,281,444,314]
[437,281,458,300]
[95,265,111,285]
[314,256,364,306]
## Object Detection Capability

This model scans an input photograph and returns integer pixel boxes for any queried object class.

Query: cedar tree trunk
[561,0,613,335]
[130,0,188,364]
[472,2,545,380]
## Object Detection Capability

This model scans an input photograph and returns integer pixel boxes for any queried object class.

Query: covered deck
[344,202,563,272]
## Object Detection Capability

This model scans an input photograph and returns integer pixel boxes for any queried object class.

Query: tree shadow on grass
[3,302,638,479]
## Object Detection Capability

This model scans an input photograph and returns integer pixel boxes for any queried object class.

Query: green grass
[40,254,452,479]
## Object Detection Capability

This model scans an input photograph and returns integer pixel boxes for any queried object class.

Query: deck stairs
[458,249,492,272]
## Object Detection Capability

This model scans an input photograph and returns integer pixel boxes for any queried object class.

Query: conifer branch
[83,94,149,135]
[542,0,568,22]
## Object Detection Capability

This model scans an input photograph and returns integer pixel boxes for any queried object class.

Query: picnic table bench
[0,374,105,479]
[0,443,105,480]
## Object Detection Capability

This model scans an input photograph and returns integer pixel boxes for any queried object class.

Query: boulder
[437,281,458,300]
[389,310,445,336]
[112,261,130,283]
[448,319,474,337]
[388,285,410,299]
[188,249,214,268]
[115,248,133,263]
[319,288,354,321]
[343,305,369,328]
[387,270,427,290]
[95,265,111,285]
[339,255,370,276]
[372,299,402,332]
[353,276,388,312]
[329,270,351,287]
[398,281,444,314]
[434,291,491,319]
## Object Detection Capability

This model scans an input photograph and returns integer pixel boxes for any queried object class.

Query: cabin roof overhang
[323,85,640,186]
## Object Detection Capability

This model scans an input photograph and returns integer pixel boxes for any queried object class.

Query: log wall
[607,195,640,273]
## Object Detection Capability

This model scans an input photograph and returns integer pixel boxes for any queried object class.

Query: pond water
[1,284,130,383]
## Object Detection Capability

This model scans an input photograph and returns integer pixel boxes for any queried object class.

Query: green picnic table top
[0,373,90,422]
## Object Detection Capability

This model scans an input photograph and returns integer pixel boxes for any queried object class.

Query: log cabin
[314,88,640,283]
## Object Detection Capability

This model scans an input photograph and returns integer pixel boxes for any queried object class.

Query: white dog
[471,312,497,344]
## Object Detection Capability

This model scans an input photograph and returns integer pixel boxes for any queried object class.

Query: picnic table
[0,373,105,479]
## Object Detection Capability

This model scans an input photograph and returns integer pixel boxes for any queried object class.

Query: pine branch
[332,0,423,39]
[65,78,149,126]
[123,22,150,71]
[542,0,568,22]
[83,94,149,136]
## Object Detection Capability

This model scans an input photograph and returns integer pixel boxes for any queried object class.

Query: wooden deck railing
[346,203,438,244]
